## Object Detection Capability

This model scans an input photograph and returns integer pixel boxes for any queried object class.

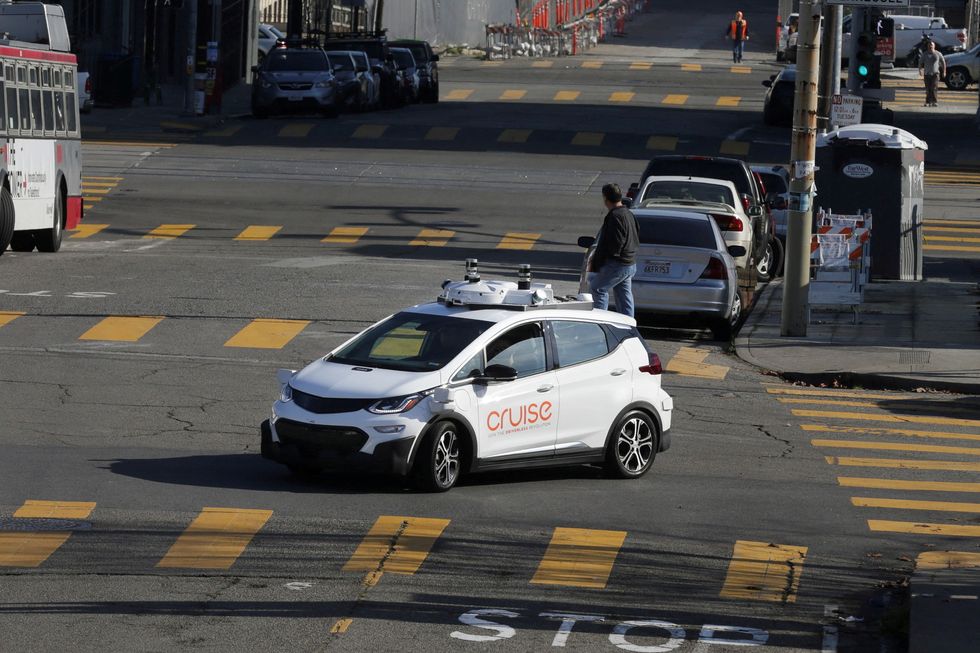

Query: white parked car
[78,71,92,113]
[751,165,790,241]
[261,261,674,491]
[258,23,285,59]
[944,43,980,90]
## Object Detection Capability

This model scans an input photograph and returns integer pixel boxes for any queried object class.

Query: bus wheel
[35,190,64,253]
[0,186,14,255]
[10,232,35,252]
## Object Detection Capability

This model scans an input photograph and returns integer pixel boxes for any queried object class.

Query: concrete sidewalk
[734,278,980,394]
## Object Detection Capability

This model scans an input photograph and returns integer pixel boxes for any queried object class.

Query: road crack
[755,424,794,458]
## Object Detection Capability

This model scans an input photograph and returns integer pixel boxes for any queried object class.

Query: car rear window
[266,51,328,71]
[642,181,735,206]
[644,160,751,197]
[637,216,716,249]
[402,44,429,62]
[327,53,354,71]
[325,41,385,60]
[759,172,787,194]
[392,50,415,68]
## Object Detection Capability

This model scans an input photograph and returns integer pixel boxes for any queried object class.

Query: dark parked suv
[390,39,439,103]
[322,32,399,108]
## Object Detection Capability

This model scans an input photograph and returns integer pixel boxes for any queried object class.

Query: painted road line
[868,520,980,538]
[792,409,980,428]
[352,124,388,139]
[409,229,454,247]
[803,424,980,443]
[681,63,702,72]
[581,60,604,69]
[716,96,741,107]
[609,91,635,102]
[662,94,688,105]
[916,551,980,570]
[924,244,980,252]
[69,224,109,239]
[532,60,554,68]
[665,347,728,380]
[923,226,980,233]
[80,187,112,195]
[629,62,653,70]
[445,89,474,100]
[571,132,604,147]
[82,196,103,203]
[784,398,929,409]
[497,232,541,250]
[81,181,118,189]
[500,89,527,100]
[812,439,980,456]
[425,127,459,142]
[278,123,315,138]
[224,318,311,349]
[731,66,752,74]
[721,140,750,156]
[343,515,450,575]
[498,129,532,144]
[82,176,124,181]
[925,235,980,243]
[157,507,273,569]
[646,136,678,151]
[205,124,243,138]
[234,226,282,242]
[924,219,979,226]
[825,456,980,472]
[839,477,980,493]
[531,527,627,589]
[330,618,353,634]
[83,205,95,210]
[79,316,164,342]
[852,497,980,513]
[0,311,25,328]
[322,226,369,244]
[554,91,580,101]
[0,500,96,567]
[766,386,896,400]
[145,224,195,239]
[719,540,808,602]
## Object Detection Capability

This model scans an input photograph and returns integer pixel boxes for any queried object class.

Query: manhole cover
[899,351,931,365]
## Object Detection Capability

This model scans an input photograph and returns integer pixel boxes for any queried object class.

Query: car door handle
[537,384,554,393]
[610,368,627,376]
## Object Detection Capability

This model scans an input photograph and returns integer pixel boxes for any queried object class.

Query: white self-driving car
[261,261,674,492]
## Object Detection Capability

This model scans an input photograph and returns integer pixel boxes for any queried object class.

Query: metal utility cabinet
[815,124,927,281]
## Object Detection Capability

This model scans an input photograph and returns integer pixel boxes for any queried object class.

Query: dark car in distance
[762,66,795,126]
[390,39,440,103]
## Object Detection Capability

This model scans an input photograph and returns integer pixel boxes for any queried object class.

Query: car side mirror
[431,54,440,62]
[748,206,764,218]
[577,236,596,249]
[727,245,747,258]
[621,197,633,208]
[476,364,518,384]
[276,368,295,385]
[762,79,772,87]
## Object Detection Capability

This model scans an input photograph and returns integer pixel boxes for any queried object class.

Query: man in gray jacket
[918,40,946,107]
[590,183,639,317]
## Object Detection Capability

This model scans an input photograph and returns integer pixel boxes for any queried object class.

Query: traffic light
[855,31,877,83]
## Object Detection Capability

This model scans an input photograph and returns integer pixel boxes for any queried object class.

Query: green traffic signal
[858,64,869,77]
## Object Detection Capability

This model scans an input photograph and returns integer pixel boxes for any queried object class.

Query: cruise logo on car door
[487,401,553,435]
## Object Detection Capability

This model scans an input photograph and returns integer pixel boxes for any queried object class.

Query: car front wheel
[605,411,657,479]
[414,421,462,492]
[945,67,971,91]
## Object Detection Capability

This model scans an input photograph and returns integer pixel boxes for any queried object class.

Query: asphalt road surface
[1,1,979,651]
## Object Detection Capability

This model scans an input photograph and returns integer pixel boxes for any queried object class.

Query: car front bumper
[252,86,337,112]
[261,419,415,475]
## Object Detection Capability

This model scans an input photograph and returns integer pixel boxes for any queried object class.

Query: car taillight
[85,77,91,93]
[957,31,966,43]
[699,256,727,279]
[741,195,751,211]
[639,352,663,375]
[711,214,744,231]
[626,183,639,200]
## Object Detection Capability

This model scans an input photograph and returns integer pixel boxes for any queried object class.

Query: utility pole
[287,0,303,44]
[183,0,198,115]
[781,1,822,337]
[816,3,842,132]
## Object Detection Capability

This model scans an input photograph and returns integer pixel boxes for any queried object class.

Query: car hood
[266,71,332,83]
[333,71,357,81]
[945,48,979,65]
[291,359,441,399]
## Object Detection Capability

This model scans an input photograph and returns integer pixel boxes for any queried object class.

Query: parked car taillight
[85,77,91,93]
[639,352,663,375]
[711,214,744,231]
[699,256,727,280]
[740,195,751,211]
[627,182,639,200]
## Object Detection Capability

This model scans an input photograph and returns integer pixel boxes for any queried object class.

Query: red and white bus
[0,2,83,256]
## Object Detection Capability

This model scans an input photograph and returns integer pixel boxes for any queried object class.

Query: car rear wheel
[414,421,462,492]
[711,289,742,341]
[0,186,15,255]
[605,411,657,479]
[945,67,971,91]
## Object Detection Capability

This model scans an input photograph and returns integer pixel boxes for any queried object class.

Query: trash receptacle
[815,124,927,281]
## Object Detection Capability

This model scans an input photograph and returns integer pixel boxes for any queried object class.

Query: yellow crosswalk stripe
[500,89,526,100]
[498,129,532,143]
[730,65,752,74]
[79,316,163,342]
[925,235,980,243]
[497,232,541,250]
[157,507,273,569]
[279,123,314,138]
[145,224,195,239]
[812,439,980,456]
[924,219,979,226]
[343,515,450,575]
[719,540,807,602]
[767,386,895,399]
[83,205,95,210]
[532,60,553,68]
[322,226,368,244]
[234,226,282,241]
[792,409,980,428]
[409,228,454,247]
[352,124,388,139]
[425,126,459,141]
[531,527,626,589]
[581,61,604,69]
[662,94,688,105]
[445,89,473,100]
[69,223,109,239]
[82,196,103,202]
[682,63,702,72]
[924,244,980,252]
[852,497,980,513]
[665,347,728,380]
[81,187,111,194]
[716,96,741,107]
[206,124,243,138]
[554,91,580,101]
[917,551,980,570]
[83,176,123,181]
[825,456,980,472]
[224,318,310,349]
[868,520,980,537]
[629,62,652,70]
[721,140,750,156]
[803,424,980,443]
[330,618,354,634]
[81,182,117,188]
[839,477,980,493]
[571,132,604,146]
[924,226,980,233]
[0,311,25,327]
[646,136,678,151]
[608,91,634,102]
[0,500,96,567]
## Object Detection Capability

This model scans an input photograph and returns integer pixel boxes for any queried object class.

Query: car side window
[552,321,610,367]
[451,351,484,382]
[485,323,546,378]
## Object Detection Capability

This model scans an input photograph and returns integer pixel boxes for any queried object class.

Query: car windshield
[637,216,716,249]
[646,160,751,197]
[401,44,428,62]
[642,181,735,206]
[329,312,493,372]
[265,51,328,71]
[327,54,354,71]
[392,50,415,68]
[326,40,384,60]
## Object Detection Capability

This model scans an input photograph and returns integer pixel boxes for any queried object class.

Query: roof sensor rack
[438,260,593,311]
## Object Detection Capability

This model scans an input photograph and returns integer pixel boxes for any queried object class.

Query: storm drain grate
[899,351,931,365]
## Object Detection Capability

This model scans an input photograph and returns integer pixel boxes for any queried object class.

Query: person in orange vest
[725,11,749,64]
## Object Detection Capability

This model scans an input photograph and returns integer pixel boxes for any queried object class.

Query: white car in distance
[261,260,674,491]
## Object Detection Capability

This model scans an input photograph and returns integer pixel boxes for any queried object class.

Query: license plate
[288,96,303,102]
[644,261,671,276]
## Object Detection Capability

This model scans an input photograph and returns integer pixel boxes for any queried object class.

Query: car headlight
[280,384,293,402]
[368,390,433,415]
[259,77,273,89]
[315,80,332,88]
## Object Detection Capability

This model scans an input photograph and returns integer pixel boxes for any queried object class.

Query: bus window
[41,67,50,87]
[66,91,76,133]
[42,89,52,131]
[54,69,61,88]
[16,66,25,84]
[5,65,13,85]
[6,86,17,132]
[18,88,29,130]
[29,66,37,86]
[54,91,65,132]
[30,88,42,132]
[64,70,73,89]
[0,78,5,134]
